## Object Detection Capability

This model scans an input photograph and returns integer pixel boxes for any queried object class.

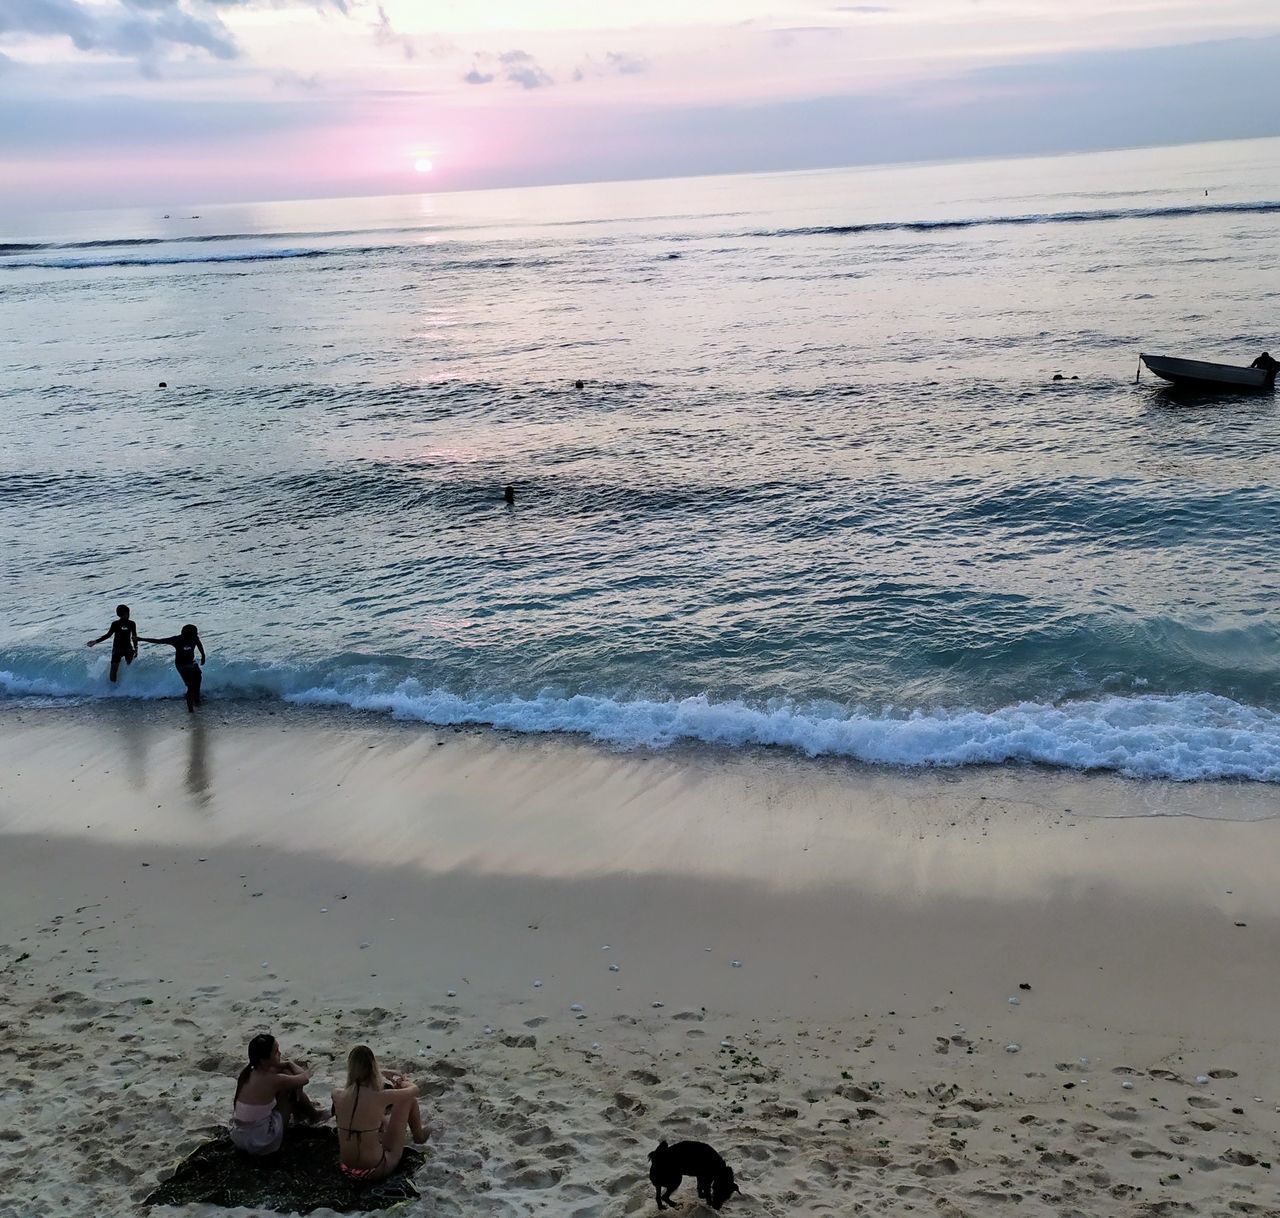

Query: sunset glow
[2,0,1280,207]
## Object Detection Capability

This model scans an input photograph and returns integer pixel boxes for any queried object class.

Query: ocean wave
[752,199,1280,239]
[0,247,337,270]
[3,663,1277,782]
[0,245,565,273]
[0,227,431,256]
[9,196,1274,265]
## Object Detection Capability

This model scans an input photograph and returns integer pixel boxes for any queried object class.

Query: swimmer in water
[139,623,206,713]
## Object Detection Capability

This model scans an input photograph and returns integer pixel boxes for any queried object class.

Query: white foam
[287,682,1280,783]
[4,663,1279,783]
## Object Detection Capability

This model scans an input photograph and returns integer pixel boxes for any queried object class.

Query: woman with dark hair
[331,1045,432,1181]
[86,603,138,683]
[138,623,206,713]
[229,1033,320,1156]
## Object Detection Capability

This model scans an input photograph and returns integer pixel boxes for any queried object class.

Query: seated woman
[332,1045,432,1182]
[229,1032,321,1156]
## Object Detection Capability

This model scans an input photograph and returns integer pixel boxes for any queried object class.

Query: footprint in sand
[848,1150,891,1168]
[603,1171,645,1195]
[512,1124,555,1147]
[1129,1144,1174,1161]
[501,1164,563,1189]
[1208,1068,1239,1079]
[1221,1149,1259,1167]
[1187,1094,1220,1109]
[1038,1150,1079,1167]
[914,1156,959,1177]
[966,1189,1023,1204]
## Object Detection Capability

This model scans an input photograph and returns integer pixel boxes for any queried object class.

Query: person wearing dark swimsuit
[87,604,138,683]
[139,623,206,713]
[331,1045,433,1182]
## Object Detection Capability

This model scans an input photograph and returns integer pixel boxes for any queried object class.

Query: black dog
[648,1139,740,1210]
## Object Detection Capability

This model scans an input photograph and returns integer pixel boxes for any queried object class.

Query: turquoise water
[2,138,1279,780]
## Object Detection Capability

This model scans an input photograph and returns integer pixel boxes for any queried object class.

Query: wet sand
[2,703,1279,1217]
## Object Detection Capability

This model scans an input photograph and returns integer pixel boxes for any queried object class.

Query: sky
[3,0,1280,208]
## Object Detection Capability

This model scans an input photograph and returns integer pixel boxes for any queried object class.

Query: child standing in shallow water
[87,603,138,683]
[139,623,206,712]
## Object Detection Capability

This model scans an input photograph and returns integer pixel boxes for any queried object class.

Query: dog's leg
[654,1185,667,1211]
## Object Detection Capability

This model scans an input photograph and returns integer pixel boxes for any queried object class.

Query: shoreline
[3,693,1280,812]
[3,703,1280,1216]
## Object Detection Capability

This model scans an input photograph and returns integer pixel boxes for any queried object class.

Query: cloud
[833,4,896,11]
[272,68,323,90]
[0,0,236,58]
[572,49,650,82]
[605,50,647,75]
[371,3,413,59]
[463,48,553,89]
[498,48,551,89]
[0,88,338,155]
[0,0,352,63]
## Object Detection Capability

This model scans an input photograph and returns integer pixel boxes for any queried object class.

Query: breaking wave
[751,199,1280,239]
[0,247,337,270]
[3,660,1278,783]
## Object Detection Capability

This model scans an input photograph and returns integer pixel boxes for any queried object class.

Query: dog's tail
[648,1139,669,1161]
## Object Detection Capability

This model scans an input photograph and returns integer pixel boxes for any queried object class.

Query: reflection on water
[2,709,1278,914]
[185,718,210,809]
[117,710,155,791]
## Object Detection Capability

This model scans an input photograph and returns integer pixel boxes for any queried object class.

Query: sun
[414,157,433,174]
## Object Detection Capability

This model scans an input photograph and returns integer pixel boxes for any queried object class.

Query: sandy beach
[2,702,1279,1217]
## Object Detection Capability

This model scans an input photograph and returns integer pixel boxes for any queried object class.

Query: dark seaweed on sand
[145,1126,425,1214]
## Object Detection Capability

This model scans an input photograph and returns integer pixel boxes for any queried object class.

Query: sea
[2,137,1279,782]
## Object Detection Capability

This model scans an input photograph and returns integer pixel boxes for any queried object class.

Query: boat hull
[1140,354,1274,392]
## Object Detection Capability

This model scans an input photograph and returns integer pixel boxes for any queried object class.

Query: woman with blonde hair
[331,1045,431,1181]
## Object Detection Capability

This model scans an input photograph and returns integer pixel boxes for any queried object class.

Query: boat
[1139,354,1276,392]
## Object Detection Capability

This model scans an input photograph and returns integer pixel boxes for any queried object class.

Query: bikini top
[337,1081,382,1144]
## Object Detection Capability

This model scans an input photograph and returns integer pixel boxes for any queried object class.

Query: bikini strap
[346,1081,363,1142]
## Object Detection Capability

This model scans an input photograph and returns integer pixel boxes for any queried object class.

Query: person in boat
[138,623,206,712]
[87,603,138,683]
[1250,351,1279,376]
[332,1045,433,1182]
[230,1033,322,1155]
